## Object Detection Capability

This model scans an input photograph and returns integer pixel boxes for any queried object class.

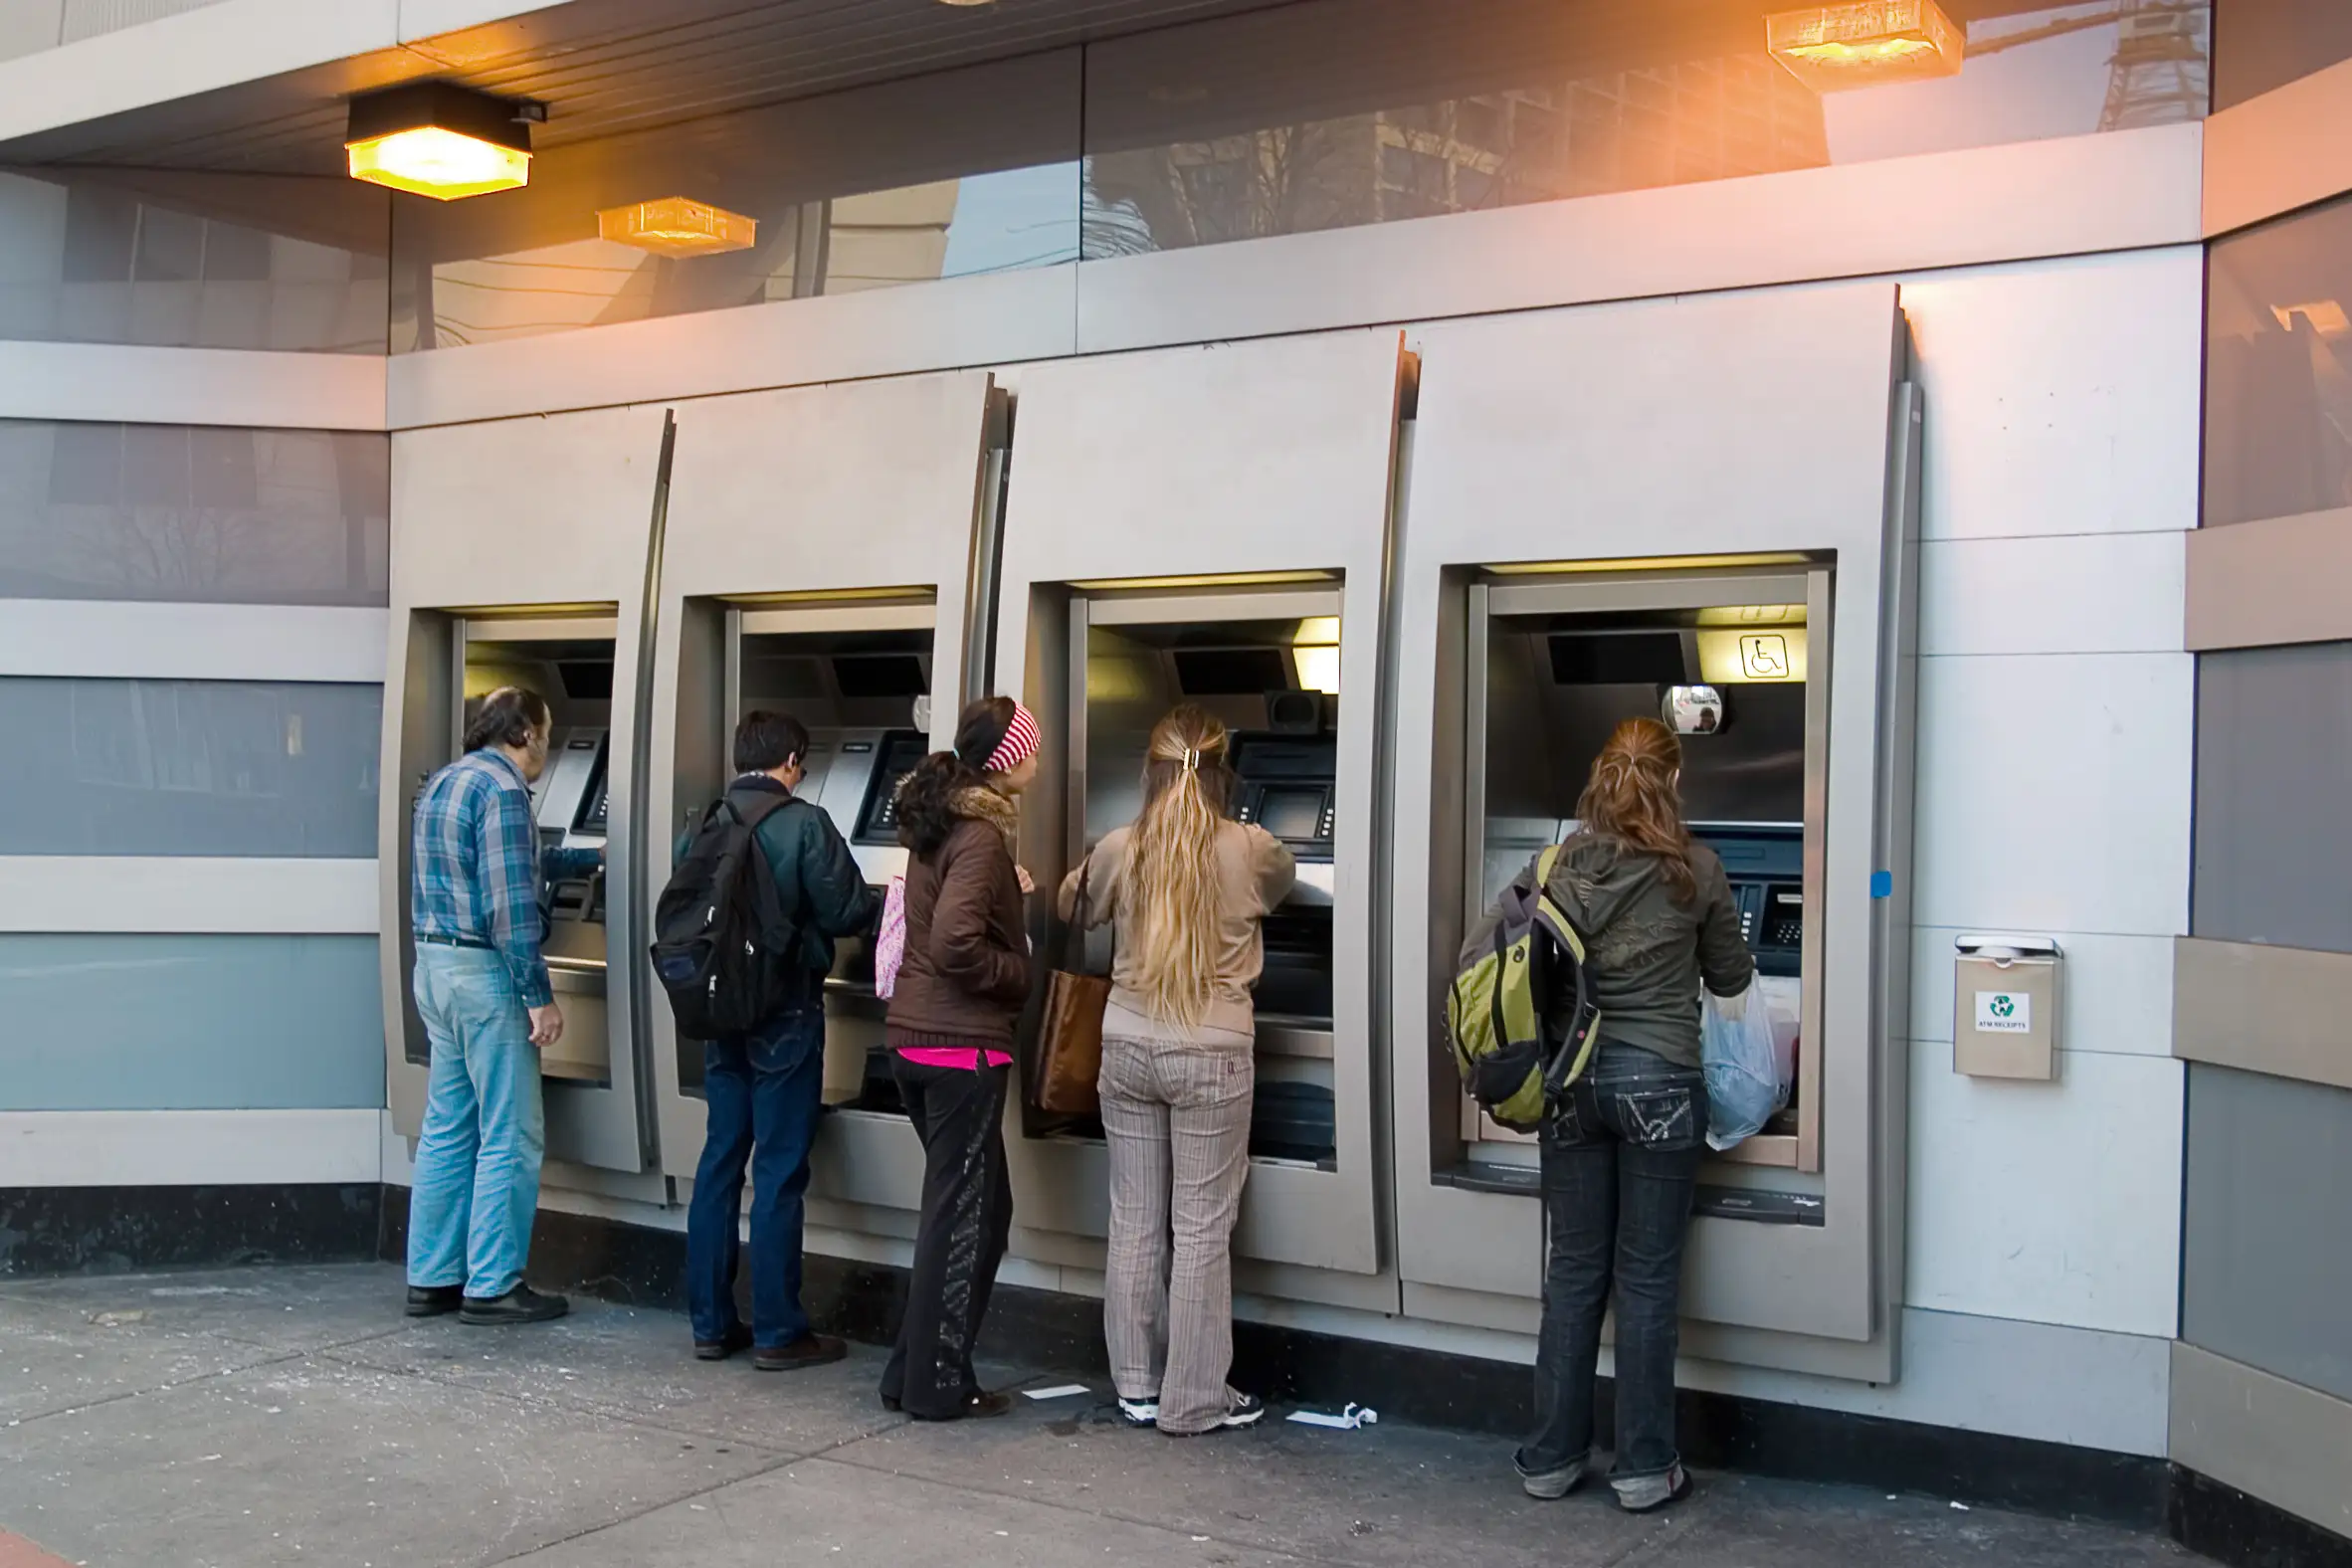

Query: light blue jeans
[407,945,545,1299]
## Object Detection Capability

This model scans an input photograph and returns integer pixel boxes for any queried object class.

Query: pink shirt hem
[894,1046,1014,1070]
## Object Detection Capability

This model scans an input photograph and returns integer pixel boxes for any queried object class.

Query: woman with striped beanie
[877,695,1042,1420]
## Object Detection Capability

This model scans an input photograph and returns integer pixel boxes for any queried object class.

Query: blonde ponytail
[1122,704,1232,1030]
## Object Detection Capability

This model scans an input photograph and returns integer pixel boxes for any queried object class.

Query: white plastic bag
[873,876,908,999]
[1701,982,1785,1151]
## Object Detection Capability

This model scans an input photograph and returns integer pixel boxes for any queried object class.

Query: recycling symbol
[1989,995,2016,1019]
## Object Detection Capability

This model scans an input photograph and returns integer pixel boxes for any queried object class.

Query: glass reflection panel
[0,934,385,1111]
[1081,0,2211,258]
[0,679,382,857]
[390,51,1080,352]
[0,422,388,604]
[0,171,389,352]
[2213,0,2352,109]
[2206,194,2352,528]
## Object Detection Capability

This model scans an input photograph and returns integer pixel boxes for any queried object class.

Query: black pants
[881,1055,1014,1419]
[1517,1042,1709,1482]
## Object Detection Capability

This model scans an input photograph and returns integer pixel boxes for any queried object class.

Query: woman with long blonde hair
[1470,715,1753,1513]
[1059,702,1294,1436]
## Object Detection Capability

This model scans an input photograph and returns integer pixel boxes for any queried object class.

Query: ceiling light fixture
[1766,1,1964,92]
[598,196,759,258]
[346,83,535,201]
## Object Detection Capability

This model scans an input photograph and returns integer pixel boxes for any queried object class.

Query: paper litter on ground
[1023,1384,1091,1401]
[1285,1404,1378,1430]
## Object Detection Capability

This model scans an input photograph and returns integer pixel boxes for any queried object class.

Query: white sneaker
[1118,1397,1159,1427]
[1613,1463,1693,1514]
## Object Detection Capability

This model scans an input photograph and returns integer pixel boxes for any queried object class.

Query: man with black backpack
[657,710,876,1370]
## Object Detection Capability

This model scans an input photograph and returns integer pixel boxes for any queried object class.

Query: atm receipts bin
[1953,934,2062,1080]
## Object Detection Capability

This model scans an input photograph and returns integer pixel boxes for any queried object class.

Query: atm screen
[1256,787,1326,844]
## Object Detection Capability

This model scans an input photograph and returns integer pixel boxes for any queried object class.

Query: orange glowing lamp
[1767,1,1965,92]
[346,83,532,201]
[598,197,759,258]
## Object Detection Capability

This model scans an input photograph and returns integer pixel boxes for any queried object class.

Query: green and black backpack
[1444,843,1602,1132]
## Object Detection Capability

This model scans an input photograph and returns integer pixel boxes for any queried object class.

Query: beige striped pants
[1097,1030,1255,1436]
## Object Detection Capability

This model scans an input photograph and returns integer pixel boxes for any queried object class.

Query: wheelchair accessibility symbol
[1738,634,1792,680]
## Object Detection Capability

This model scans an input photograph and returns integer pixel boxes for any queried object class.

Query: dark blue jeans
[1517,1042,1709,1483]
[686,1000,826,1349]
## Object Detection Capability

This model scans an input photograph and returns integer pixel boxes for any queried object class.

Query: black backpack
[650,792,806,1040]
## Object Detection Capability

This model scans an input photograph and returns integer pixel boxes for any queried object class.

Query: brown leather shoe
[695,1325,754,1361]
[752,1333,849,1372]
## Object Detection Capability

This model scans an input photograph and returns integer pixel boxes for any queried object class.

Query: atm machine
[385,615,653,1168]
[1387,283,1919,1382]
[725,620,933,1111]
[380,402,672,1185]
[989,329,1411,1302]
[1068,603,1344,1166]
[644,367,1008,1216]
[1462,588,1823,1179]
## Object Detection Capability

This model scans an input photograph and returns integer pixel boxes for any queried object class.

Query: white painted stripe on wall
[0,340,388,430]
[0,601,387,683]
[397,0,568,46]
[0,1106,383,1186]
[0,0,398,144]
[0,857,378,933]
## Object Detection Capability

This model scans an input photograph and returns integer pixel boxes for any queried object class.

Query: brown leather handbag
[1031,853,1110,1117]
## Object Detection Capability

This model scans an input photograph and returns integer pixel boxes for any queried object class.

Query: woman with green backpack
[1471,716,1754,1514]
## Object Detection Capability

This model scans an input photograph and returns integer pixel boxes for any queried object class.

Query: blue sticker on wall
[1869,871,1893,899]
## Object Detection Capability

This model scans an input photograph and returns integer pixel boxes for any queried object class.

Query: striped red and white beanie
[983,701,1041,775]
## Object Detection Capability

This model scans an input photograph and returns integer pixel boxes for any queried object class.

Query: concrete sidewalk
[1,1263,2199,1568]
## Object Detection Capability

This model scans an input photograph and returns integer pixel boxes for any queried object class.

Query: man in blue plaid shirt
[405,686,601,1326]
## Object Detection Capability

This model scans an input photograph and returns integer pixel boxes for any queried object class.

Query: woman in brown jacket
[879,695,1041,1421]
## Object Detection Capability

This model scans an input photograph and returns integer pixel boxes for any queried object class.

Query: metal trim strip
[0,341,387,430]
[0,856,378,933]
[2185,507,2352,651]
[2204,54,2352,238]
[2171,1341,2352,1541]
[2173,935,2352,1092]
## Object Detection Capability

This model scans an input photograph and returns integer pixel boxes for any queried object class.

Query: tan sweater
[1057,820,1296,1043]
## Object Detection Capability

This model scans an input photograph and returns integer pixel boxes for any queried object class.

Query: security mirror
[1665,684,1726,735]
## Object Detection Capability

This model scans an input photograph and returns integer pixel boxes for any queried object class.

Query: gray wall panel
[2182,1063,2352,1403]
[0,421,388,603]
[0,933,385,1109]
[2193,642,2352,952]
[0,677,380,857]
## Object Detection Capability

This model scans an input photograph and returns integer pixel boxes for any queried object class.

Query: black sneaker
[753,1333,849,1372]
[405,1284,462,1318]
[459,1284,570,1325]
[907,1389,1015,1422]
[1216,1392,1267,1430]
[694,1324,754,1361]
